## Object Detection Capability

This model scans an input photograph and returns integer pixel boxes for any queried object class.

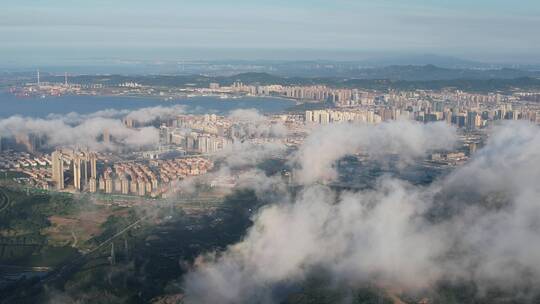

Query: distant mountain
[356,54,483,68]
[344,65,539,81]
[211,61,539,80]
[8,55,540,79]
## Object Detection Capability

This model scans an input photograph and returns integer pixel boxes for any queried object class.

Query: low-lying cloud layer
[0,105,185,151]
[294,120,457,184]
[183,121,540,303]
[228,109,288,139]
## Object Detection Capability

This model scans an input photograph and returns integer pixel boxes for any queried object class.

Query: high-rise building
[89,178,97,193]
[72,155,82,191]
[89,153,97,179]
[121,178,130,195]
[105,178,113,194]
[474,113,482,129]
[137,180,146,196]
[434,101,445,112]
[198,135,220,154]
[103,129,111,144]
[305,111,314,123]
[319,112,330,124]
[114,178,122,193]
[186,135,196,152]
[381,109,394,121]
[130,180,138,194]
[455,114,466,128]
[70,150,95,191]
[99,176,106,191]
[51,150,64,190]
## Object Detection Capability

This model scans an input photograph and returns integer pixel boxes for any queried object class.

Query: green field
[0,187,81,267]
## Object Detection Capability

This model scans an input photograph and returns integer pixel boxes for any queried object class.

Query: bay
[0,93,295,118]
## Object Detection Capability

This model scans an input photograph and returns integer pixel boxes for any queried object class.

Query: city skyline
[1,0,540,65]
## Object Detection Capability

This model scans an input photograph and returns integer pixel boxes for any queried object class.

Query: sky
[1,0,540,65]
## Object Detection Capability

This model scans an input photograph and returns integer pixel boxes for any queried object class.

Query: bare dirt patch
[43,208,128,248]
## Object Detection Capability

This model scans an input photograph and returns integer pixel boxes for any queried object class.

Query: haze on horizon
[1,0,540,66]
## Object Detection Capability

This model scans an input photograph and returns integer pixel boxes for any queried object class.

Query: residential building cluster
[158,112,287,154]
[92,157,213,197]
[43,147,215,197]
[0,151,52,189]
[0,151,51,170]
[302,90,540,129]
[230,82,377,106]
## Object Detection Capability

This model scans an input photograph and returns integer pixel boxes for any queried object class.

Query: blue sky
[1,0,540,64]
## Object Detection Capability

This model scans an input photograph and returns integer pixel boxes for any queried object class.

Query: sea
[0,93,296,118]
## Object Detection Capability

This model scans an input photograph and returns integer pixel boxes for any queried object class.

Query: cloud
[45,105,185,125]
[208,109,290,169]
[126,105,185,123]
[183,180,441,304]
[293,120,457,184]
[229,109,267,123]
[182,121,540,303]
[229,109,288,139]
[0,105,184,151]
[235,169,290,203]
[218,141,287,169]
[167,109,288,199]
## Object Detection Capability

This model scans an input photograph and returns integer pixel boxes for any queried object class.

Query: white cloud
[293,120,457,184]
[183,122,540,303]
